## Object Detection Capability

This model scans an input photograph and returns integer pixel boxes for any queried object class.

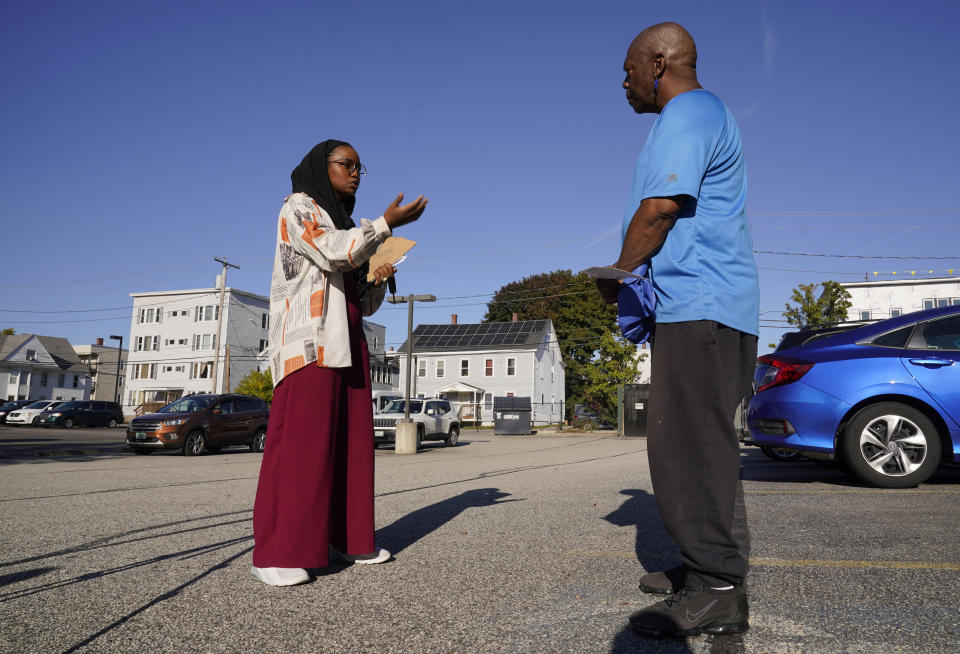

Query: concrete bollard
[395,421,418,455]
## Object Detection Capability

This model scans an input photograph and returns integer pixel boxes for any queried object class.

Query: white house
[125,284,270,414]
[363,320,399,392]
[394,317,565,425]
[842,277,960,322]
[1,334,91,402]
[74,338,128,403]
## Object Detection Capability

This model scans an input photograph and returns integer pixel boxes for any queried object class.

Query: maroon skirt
[252,280,375,568]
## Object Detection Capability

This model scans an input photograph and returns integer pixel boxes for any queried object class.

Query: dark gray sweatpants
[646,320,757,587]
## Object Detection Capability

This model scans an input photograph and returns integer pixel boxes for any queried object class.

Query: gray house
[396,317,565,425]
[0,334,92,402]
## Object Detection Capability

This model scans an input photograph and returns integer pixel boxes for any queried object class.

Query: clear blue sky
[2,0,958,354]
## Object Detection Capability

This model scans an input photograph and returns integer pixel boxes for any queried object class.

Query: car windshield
[55,402,82,410]
[26,401,56,410]
[157,397,216,414]
[1,401,23,410]
[383,400,423,413]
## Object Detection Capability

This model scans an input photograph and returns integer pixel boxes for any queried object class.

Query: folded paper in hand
[367,237,416,282]
[616,264,656,345]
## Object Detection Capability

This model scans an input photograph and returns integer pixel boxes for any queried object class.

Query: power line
[755,250,960,261]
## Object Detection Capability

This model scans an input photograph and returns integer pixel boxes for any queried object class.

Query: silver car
[373,398,461,448]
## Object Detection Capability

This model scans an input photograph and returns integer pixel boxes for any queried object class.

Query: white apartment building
[842,277,960,322]
[74,338,128,403]
[394,317,565,425]
[363,320,399,392]
[1,334,91,402]
[125,284,270,414]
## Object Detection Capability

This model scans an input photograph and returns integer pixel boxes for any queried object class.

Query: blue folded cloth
[617,264,656,345]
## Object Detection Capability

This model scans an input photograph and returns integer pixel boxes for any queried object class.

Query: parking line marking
[744,489,960,494]
[562,550,960,571]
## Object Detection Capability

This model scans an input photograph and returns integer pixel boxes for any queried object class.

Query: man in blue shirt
[597,22,759,638]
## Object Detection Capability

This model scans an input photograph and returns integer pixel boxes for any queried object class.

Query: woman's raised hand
[383,194,428,229]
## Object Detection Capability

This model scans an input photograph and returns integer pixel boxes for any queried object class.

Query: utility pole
[386,293,436,453]
[224,345,231,393]
[211,257,239,394]
[109,335,123,404]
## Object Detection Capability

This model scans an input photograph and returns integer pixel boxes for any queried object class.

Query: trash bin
[493,396,532,435]
[620,384,650,437]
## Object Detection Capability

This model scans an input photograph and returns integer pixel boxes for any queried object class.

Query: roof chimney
[451,314,458,325]
[512,312,518,322]
[96,337,104,346]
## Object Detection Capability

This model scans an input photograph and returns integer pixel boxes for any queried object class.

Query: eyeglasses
[328,159,367,175]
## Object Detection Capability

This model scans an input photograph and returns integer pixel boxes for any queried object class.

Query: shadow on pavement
[0,566,58,587]
[375,487,517,555]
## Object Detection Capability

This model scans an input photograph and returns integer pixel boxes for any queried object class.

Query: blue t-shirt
[621,89,759,336]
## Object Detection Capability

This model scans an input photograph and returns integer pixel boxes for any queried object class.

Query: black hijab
[290,139,356,230]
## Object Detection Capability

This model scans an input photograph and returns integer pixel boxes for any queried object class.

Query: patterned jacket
[268,192,391,387]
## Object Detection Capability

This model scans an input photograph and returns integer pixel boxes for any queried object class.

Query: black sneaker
[629,577,749,638]
[638,563,689,595]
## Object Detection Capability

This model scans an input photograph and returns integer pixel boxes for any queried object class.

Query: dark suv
[125,393,269,456]
[38,400,124,428]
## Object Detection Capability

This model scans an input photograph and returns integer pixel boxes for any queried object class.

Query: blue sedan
[748,306,960,488]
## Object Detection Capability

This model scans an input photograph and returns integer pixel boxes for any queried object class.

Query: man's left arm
[595,195,685,304]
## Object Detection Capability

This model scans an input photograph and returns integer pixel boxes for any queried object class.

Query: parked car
[748,306,960,488]
[38,400,124,429]
[125,393,269,456]
[5,400,64,426]
[0,400,33,424]
[373,398,460,448]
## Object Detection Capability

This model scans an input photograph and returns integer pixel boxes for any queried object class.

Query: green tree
[235,368,273,404]
[783,281,853,327]
[484,269,642,422]
[1,328,14,335]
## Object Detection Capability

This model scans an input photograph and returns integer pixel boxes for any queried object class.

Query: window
[132,364,156,380]
[436,360,445,378]
[261,313,268,329]
[259,339,268,353]
[506,358,516,376]
[73,375,79,388]
[871,326,913,349]
[551,365,555,383]
[202,334,212,349]
[506,392,514,397]
[138,307,162,323]
[25,349,37,361]
[460,359,469,377]
[191,361,213,379]
[915,315,960,351]
[418,359,427,377]
[485,359,493,376]
[860,311,871,321]
[923,299,935,310]
[890,308,902,318]
[195,305,219,322]
[484,393,492,410]
[58,374,65,387]
[40,373,47,387]
[178,338,187,345]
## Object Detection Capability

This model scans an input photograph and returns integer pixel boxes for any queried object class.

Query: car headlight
[49,412,62,417]
[162,418,188,426]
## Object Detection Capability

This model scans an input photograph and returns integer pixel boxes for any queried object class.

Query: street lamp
[109,335,123,404]
[385,293,436,453]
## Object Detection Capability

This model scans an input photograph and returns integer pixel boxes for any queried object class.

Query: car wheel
[183,431,207,456]
[416,425,424,449]
[250,429,266,453]
[32,416,40,425]
[107,418,118,429]
[63,418,74,429]
[842,403,941,488]
[760,446,802,461]
[132,448,152,455]
[445,424,460,447]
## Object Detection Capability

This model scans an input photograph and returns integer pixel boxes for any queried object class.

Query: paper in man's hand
[580,266,644,281]
[367,237,417,281]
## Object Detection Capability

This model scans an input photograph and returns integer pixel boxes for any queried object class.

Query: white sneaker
[329,546,391,565]
[250,566,310,586]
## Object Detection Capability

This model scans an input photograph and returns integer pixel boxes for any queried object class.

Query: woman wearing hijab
[251,140,427,586]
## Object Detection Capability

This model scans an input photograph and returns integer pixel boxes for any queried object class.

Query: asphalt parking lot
[1,424,958,653]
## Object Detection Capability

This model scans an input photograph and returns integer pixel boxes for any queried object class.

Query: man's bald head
[627,22,698,70]
[622,22,701,114]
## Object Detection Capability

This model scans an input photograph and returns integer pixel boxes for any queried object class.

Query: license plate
[374,430,384,437]
[135,432,146,440]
